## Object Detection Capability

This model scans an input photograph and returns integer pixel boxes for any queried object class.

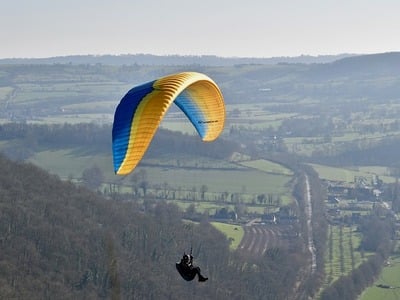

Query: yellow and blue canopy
[112,72,225,175]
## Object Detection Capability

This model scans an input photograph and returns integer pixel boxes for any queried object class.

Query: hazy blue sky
[2,0,400,58]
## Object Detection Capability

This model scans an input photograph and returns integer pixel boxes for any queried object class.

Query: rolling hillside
[0,154,304,299]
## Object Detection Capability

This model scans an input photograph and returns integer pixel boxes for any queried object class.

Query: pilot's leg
[193,266,208,282]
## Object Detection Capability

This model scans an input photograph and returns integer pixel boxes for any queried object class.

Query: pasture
[28,149,292,194]
[239,159,293,176]
[211,222,244,250]
[144,165,291,195]
[28,149,113,180]
[27,149,294,214]
[309,163,396,184]
[360,255,400,300]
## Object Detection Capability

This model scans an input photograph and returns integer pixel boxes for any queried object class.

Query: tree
[185,204,196,219]
[81,165,104,190]
[392,177,400,213]
[136,169,148,196]
[200,184,208,200]
[129,173,140,197]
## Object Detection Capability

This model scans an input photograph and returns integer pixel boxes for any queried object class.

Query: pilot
[176,253,208,282]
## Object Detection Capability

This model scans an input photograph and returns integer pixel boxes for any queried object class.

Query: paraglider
[176,251,208,282]
[112,72,225,175]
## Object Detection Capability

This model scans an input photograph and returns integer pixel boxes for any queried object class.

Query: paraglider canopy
[112,72,225,175]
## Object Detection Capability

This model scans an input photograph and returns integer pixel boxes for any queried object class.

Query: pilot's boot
[198,274,208,282]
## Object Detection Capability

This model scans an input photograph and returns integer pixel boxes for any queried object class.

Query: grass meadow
[360,254,400,300]
[309,163,396,184]
[28,149,294,214]
[239,159,293,176]
[211,222,244,250]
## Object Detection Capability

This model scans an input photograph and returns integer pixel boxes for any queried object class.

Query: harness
[176,261,197,281]
[176,246,197,281]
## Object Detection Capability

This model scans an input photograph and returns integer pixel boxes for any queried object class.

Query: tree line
[0,122,240,162]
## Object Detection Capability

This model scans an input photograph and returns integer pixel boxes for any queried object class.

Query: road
[305,174,317,274]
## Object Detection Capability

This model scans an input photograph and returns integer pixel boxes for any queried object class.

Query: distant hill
[0,53,355,66]
[313,51,400,77]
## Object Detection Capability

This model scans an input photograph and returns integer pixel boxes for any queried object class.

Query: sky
[2,0,400,59]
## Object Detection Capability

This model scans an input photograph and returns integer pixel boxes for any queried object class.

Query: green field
[211,222,244,250]
[28,149,113,180]
[27,149,293,210]
[239,159,293,176]
[226,108,298,130]
[0,86,13,99]
[284,131,400,157]
[309,163,396,184]
[144,166,291,194]
[360,255,400,300]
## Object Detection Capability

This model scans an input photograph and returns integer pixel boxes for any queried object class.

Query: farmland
[211,222,244,250]
[324,225,372,286]
[309,163,396,184]
[360,251,400,300]
[1,54,400,298]
[26,148,293,208]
